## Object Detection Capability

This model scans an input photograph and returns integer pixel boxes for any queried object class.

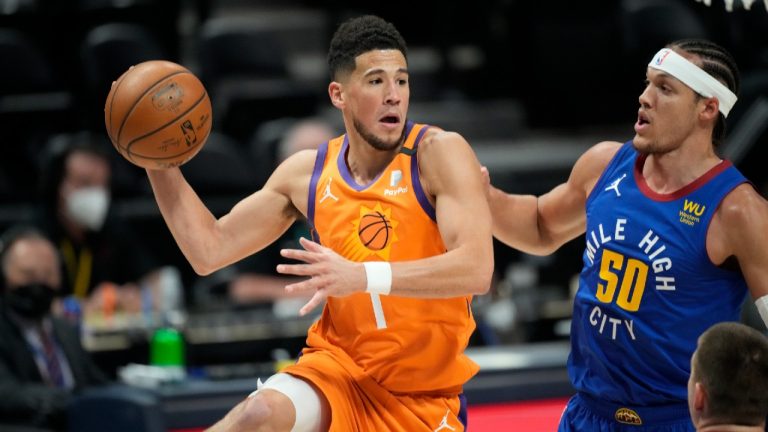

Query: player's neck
[697,423,765,432]
[344,137,399,186]
[642,140,721,194]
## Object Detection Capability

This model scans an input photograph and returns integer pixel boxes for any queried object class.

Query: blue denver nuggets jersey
[569,141,748,406]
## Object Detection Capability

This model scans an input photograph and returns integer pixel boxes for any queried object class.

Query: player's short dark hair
[693,322,768,425]
[668,39,740,148]
[327,15,407,81]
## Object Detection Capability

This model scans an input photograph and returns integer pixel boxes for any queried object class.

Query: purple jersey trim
[459,393,468,429]
[410,125,437,222]
[336,123,415,191]
[307,140,329,238]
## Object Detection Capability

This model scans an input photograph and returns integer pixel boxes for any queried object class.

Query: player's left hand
[277,237,366,315]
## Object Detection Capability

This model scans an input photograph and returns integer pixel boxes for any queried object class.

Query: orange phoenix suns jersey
[304,122,479,394]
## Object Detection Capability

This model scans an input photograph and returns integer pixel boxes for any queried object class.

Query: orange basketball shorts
[284,349,467,432]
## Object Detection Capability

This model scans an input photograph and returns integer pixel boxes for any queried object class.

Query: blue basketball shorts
[558,393,695,432]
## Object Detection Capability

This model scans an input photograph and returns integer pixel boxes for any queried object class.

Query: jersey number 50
[596,249,649,312]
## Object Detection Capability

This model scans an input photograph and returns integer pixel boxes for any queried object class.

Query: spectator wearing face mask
[0,225,107,431]
[36,133,169,315]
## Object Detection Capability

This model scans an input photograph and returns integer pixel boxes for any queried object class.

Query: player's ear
[699,97,719,123]
[329,82,344,109]
[693,382,707,411]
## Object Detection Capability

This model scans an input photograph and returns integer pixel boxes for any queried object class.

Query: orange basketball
[104,60,212,170]
[358,212,392,250]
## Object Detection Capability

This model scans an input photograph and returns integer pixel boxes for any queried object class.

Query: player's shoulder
[583,140,623,162]
[266,148,319,191]
[573,141,623,174]
[418,126,468,153]
[717,183,768,225]
[279,148,319,171]
[713,183,768,257]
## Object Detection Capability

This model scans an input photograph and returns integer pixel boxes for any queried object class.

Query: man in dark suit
[0,226,107,430]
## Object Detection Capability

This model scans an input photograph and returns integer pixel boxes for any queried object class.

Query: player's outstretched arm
[483,141,622,255]
[146,151,315,275]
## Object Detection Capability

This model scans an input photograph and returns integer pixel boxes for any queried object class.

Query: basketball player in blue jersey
[483,39,768,431]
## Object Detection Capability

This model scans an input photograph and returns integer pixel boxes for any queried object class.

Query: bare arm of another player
[145,151,315,275]
[714,185,768,300]
[483,141,622,255]
[278,131,494,314]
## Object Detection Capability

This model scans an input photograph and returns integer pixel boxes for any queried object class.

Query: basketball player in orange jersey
[145,15,493,432]
[483,39,768,431]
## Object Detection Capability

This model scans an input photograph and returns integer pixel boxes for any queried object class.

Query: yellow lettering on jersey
[680,199,706,226]
[596,249,649,312]
[683,199,706,216]
[597,250,622,303]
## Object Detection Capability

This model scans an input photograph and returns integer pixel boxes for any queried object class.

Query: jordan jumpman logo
[434,410,456,432]
[605,173,627,197]
[320,177,339,203]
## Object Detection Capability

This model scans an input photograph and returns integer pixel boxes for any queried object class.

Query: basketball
[358,212,391,250]
[104,60,212,170]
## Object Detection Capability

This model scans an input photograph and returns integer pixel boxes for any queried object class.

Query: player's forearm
[146,168,222,275]
[389,243,493,298]
[488,188,556,255]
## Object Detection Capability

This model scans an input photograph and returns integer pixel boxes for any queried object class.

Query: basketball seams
[129,120,211,163]
[129,130,206,161]
[124,91,209,161]
[105,60,212,170]
[115,69,190,147]
[106,71,130,145]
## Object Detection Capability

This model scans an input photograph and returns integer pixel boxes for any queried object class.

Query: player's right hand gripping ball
[104,60,212,170]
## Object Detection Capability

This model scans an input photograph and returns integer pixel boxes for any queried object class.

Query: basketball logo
[152,81,184,112]
[181,119,197,146]
[341,203,399,261]
[614,408,642,425]
[358,211,392,250]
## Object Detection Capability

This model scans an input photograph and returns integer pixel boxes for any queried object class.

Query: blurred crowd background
[0,0,766,379]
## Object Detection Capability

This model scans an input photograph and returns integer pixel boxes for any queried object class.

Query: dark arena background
[0,0,766,430]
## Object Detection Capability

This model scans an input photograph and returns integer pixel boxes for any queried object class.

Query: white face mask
[65,187,110,231]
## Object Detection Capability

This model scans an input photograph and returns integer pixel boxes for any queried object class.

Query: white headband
[648,48,737,117]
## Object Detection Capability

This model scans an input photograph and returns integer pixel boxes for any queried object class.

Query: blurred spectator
[36,132,175,319]
[0,225,107,431]
[228,118,336,309]
[688,322,768,431]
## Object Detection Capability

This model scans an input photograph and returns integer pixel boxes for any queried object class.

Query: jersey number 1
[370,293,387,329]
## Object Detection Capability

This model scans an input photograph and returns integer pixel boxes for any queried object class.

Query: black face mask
[5,283,56,320]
